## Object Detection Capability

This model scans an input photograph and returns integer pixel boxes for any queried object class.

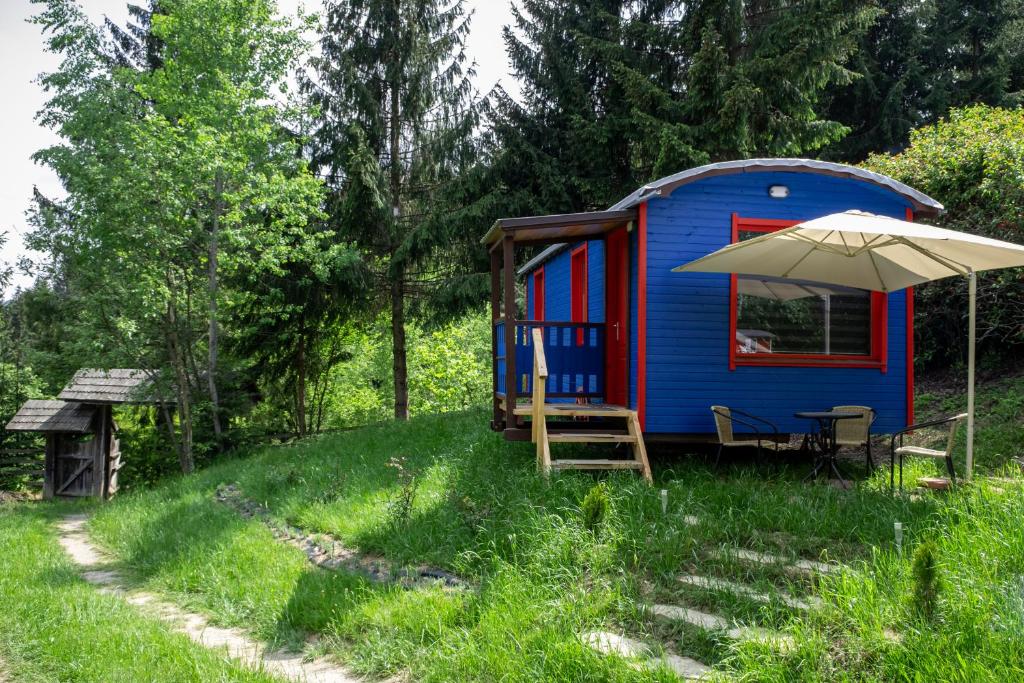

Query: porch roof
[481,209,636,250]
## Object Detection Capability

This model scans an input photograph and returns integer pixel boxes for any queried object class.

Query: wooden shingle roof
[5,400,97,433]
[58,368,155,404]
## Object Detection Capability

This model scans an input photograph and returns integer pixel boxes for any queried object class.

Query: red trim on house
[905,206,916,426]
[729,213,888,371]
[532,267,545,321]
[728,214,739,371]
[637,202,648,429]
[570,244,588,345]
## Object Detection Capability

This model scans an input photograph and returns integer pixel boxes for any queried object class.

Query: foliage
[580,481,611,532]
[910,539,942,622]
[304,0,482,420]
[866,105,1024,366]
[821,0,1024,161]
[30,0,328,470]
[317,311,491,428]
[384,456,418,528]
[483,0,876,219]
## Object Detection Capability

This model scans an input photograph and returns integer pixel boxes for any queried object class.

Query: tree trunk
[164,293,194,474]
[295,317,307,437]
[389,71,409,421]
[391,274,409,420]
[207,171,224,445]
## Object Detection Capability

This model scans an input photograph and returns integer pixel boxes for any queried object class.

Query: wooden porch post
[490,246,502,429]
[502,235,517,426]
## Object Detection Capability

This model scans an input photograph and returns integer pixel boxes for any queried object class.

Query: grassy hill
[2,375,1024,681]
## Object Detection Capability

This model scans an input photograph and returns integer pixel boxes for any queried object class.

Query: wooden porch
[484,210,651,482]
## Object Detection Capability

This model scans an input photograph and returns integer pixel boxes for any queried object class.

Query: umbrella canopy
[675,210,1024,292]
[736,275,854,301]
[674,210,1024,482]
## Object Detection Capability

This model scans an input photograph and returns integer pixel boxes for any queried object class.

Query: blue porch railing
[495,320,605,400]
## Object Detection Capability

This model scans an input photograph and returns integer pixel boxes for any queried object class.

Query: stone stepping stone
[650,604,795,651]
[582,631,711,680]
[713,548,841,577]
[676,574,822,611]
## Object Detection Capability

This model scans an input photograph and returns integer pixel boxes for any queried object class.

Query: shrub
[910,540,942,622]
[865,106,1024,367]
[581,482,611,532]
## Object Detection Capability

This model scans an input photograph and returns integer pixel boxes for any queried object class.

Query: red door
[605,228,628,406]
[571,245,588,345]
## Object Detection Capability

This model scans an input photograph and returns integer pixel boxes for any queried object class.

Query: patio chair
[831,405,877,473]
[889,413,968,492]
[710,406,780,468]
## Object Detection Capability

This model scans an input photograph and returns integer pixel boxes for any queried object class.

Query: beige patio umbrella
[674,210,1024,480]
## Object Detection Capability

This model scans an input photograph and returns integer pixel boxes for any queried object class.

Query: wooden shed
[5,400,119,499]
[4,369,154,499]
[486,159,945,444]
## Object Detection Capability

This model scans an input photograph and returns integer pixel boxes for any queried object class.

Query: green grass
[0,502,283,683]
[5,374,1024,681]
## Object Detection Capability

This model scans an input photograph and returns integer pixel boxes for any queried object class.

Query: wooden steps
[524,328,651,483]
[547,433,636,443]
[514,403,634,417]
[551,459,644,470]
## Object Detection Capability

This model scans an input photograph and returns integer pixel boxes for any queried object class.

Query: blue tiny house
[484,159,943,442]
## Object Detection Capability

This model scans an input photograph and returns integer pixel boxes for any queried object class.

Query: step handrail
[531,327,551,472]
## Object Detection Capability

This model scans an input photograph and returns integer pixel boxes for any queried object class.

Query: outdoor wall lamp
[768,185,790,198]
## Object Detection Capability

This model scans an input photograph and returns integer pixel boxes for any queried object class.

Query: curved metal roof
[519,158,943,274]
[608,158,944,214]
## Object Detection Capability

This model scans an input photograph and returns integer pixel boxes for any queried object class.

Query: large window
[729,216,887,370]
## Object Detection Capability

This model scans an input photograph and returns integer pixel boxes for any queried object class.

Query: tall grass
[71,376,1024,681]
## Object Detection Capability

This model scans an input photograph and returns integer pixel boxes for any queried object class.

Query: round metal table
[795,411,861,486]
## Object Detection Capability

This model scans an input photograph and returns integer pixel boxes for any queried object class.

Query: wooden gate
[49,433,103,498]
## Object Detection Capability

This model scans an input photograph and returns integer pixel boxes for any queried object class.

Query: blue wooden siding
[644,171,911,435]
[521,169,915,435]
[524,241,605,323]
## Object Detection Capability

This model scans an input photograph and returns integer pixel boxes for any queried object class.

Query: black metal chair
[710,406,781,468]
[890,413,968,491]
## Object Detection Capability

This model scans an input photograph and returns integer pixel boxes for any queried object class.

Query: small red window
[729,214,887,371]
[532,268,545,321]
[571,245,588,345]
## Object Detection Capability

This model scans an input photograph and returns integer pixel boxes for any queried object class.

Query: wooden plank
[551,460,643,469]
[627,412,654,484]
[514,403,633,417]
[547,433,637,443]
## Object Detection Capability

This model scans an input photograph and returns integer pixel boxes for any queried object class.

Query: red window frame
[532,267,545,321]
[729,214,888,371]
[571,244,588,345]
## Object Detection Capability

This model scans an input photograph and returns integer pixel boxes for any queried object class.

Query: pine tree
[489,0,876,215]
[305,0,480,420]
[679,0,878,161]
[821,0,1024,161]
[818,0,930,160]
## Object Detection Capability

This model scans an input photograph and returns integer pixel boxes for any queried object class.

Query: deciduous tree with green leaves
[31,0,326,470]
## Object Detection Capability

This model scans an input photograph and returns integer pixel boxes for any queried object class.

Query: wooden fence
[0,447,45,490]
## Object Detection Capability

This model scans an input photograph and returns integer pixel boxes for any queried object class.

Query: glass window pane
[736,277,872,356]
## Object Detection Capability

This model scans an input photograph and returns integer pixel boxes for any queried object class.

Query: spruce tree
[490,0,876,214]
[305,0,479,420]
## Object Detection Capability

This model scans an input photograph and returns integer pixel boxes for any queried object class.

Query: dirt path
[57,514,361,683]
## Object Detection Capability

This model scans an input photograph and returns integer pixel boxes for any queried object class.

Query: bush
[865,106,1024,368]
[580,482,611,532]
[910,540,942,622]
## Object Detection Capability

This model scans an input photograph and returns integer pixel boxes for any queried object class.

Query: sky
[0,0,518,292]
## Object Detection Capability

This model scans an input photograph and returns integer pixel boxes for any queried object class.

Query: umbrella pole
[967,270,976,481]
